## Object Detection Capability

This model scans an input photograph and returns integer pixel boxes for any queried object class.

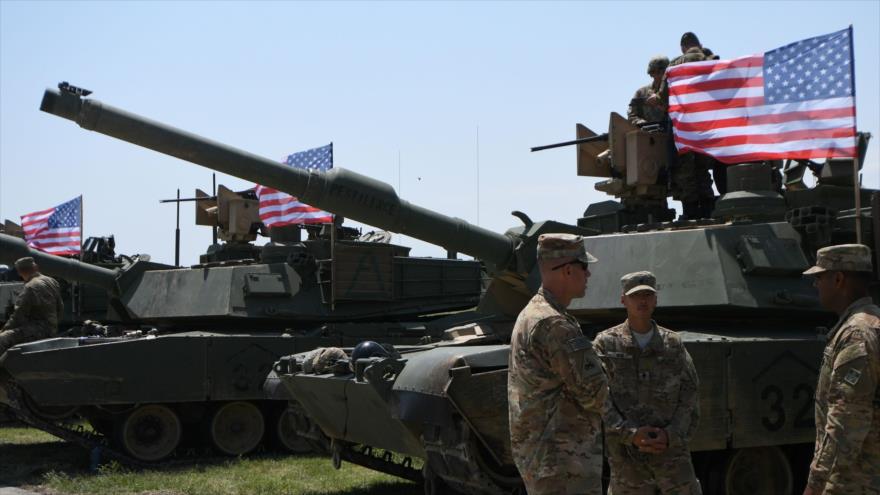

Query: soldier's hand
[632,426,665,453]
[802,487,816,495]
[650,428,669,453]
[645,94,661,107]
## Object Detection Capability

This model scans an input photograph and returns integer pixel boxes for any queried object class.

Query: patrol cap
[537,233,598,264]
[647,55,669,74]
[803,244,873,275]
[680,32,700,46]
[621,271,657,295]
[14,257,36,271]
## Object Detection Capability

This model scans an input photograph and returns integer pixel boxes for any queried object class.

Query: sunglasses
[551,260,588,271]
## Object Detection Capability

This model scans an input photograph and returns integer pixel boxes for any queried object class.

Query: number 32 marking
[761,383,815,431]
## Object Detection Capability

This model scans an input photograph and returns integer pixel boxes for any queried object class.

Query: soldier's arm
[628,88,647,126]
[594,335,639,444]
[540,318,607,413]
[3,285,35,330]
[665,345,700,449]
[806,329,879,490]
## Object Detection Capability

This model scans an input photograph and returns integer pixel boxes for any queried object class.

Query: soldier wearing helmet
[644,32,723,219]
[627,55,669,127]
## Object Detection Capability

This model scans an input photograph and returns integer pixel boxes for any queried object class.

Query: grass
[0,426,419,495]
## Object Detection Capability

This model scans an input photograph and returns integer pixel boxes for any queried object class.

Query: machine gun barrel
[530,133,609,152]
[40,89,515,269]
[0,233,118,291]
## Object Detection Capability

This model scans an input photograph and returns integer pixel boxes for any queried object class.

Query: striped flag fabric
[254,143,334,227]
[20,196,82,256]
[667,27,856,164]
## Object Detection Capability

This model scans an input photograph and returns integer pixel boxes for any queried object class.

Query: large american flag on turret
[20,196,82,256]
[254,144,334,227]
[667,27,857,164]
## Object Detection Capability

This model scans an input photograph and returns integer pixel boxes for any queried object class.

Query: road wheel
[209,401,265,456]
[272,407,312,454]
[117,404,181,462]
[723,446,793,495]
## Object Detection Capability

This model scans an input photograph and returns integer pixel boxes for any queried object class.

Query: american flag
[667,27,856,164]
[254,143,334,227]
[20,196,82,256]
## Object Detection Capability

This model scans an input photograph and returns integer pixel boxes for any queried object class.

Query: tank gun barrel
[530,133,609,152]
[0,233,117,291]
[40,89,515,269]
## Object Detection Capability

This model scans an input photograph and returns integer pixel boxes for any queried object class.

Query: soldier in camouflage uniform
[802,245,879,495]
[648,32,723,219]
[628,56,669,126]
[508,233,607,494]
[0,257,64,355]
[595,271,701,495]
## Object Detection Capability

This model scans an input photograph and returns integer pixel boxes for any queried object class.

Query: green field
[0,425,418,495]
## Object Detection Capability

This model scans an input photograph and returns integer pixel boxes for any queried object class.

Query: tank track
[332,441,422,482]
[4,383,285,469]
[326,422,524,495]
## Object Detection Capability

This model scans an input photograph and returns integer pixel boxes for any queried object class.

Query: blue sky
[1,1,878,264]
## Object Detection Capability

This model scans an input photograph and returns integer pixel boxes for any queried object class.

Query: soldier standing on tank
[594,271,701,495]
[802,244,879,495]
[0,257,64,356]
[508,233,607,495]
[648,32,724,219]
[628,56,669,127]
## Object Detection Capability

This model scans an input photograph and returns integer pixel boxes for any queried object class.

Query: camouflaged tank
[39,87,879,493]
[1,89,483,463]
[0,223,120,331]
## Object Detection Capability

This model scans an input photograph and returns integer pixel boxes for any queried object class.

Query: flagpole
[476,125,480,227]
[847,25,861,244]
[77,195,83,319]
[79,195,84,261]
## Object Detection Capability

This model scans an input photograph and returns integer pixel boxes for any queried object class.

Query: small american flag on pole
[667,27,856,164]
[254,143,334,227]
[20,196,82,256]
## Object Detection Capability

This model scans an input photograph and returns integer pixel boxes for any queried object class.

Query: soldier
[648,32,724,218]
[802,244,879,495]
[595,271,701,494]
[627,55,669,127]
[508,233,607,494]
[0,257,64,355]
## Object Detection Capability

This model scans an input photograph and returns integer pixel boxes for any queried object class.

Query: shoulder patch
[843,368,862,387]
[833,342,868,369]
[566,336,592,353]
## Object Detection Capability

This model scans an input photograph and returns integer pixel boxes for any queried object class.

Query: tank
[0,222,123,332]
[38,87,879,493]
[0,220,481,463]
[1,92,484,463]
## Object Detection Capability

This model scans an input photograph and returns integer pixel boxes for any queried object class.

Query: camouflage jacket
[660,46,711,108]
[807,297,880,493]
[628,83,666,126]
[1,273,63,331]
[594,321,699,451]
[508,287,607,482]
[669,46,709,67]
